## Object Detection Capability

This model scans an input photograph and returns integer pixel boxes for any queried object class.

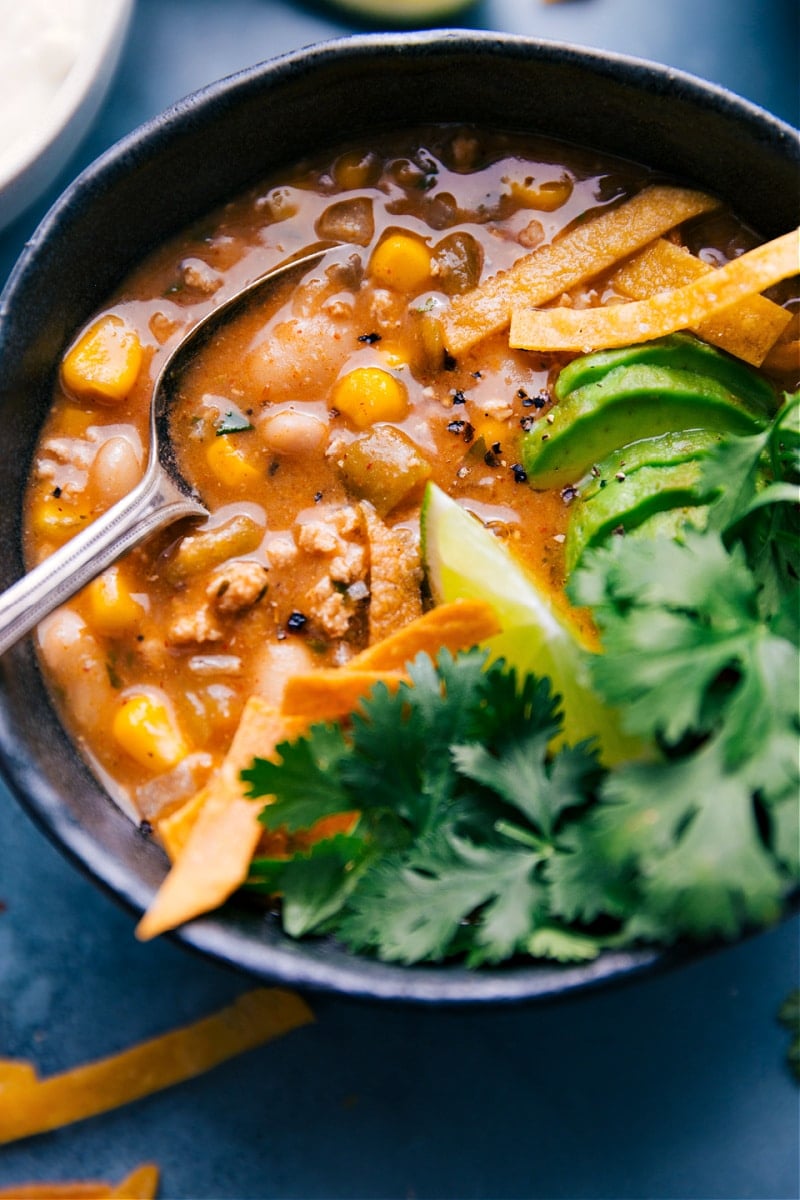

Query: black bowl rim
[1,29,797,1006]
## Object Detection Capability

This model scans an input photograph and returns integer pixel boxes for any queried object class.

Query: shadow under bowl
[0,30,797,1004]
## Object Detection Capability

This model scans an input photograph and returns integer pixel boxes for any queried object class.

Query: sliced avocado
[577,429,723,502]
[522,363,768,489]
[565,458,712,572]
[554,333,776,414]
[628,504,710,542]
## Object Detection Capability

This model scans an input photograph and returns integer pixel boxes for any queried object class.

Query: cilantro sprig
[242,394,799,967]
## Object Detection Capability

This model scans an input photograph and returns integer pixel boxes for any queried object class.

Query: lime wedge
[420,482,640,764]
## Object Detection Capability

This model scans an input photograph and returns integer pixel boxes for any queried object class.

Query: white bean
[38,608,114,728]
[90,434,143,504]
[258,409,329,457]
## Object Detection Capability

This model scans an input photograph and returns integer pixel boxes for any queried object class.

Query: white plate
[0,0,133,231]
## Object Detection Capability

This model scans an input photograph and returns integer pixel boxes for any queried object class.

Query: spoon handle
[0,468,204,657]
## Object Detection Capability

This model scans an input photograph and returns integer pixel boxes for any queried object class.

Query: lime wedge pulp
[420,482,639,765]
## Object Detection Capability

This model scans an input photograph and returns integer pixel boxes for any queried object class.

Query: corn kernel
[331,367,408,428]
[370,234,432,293]
[472,416,511,454]
[206,435,262,489]
[86,566,146,636]
[61,315,143,405]
[333,149,380,190]
[112,692,188,772]
[29,493,90,544]
[505,175,573,212]
[57,405,96,437]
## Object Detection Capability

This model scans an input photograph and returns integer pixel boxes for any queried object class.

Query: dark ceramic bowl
[0,31,797,1004]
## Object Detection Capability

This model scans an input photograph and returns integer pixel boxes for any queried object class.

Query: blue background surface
[0,2,798,1197]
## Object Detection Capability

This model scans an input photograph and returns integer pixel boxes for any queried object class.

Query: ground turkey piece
[362,503,423,643]
[299,505,369,639]
[167,601,224,646]
[208,560,269,614]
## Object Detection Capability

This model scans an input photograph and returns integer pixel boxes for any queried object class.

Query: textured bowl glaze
[0,31,797,1004]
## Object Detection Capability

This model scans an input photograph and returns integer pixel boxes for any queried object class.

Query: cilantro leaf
[216,409,254,435]
[571,532,765,745]
[338,830,543,965]
[248,834,370,937]
[243,723,352,831]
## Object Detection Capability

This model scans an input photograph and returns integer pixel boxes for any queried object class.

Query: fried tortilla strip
[0,1058,39,1092]
[764,337,800,373]
[442,185,720,355]
[0,989,311,1146]
[137,700,304,938]
[281,668,406,723]
[350,598,501,671]
[610,237,792,364]
[111,1164,161,1200]
[0,1184,113,1198]
[0,1163,160,1199]
[156,788,209,862]
[510,229,800,352]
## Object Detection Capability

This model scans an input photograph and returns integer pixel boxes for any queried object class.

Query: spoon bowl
[0,246,332,657]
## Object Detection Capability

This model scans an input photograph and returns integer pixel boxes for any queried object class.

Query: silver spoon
[0,246,333,657]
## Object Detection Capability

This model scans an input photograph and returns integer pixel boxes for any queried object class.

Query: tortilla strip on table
[441,185,720,355]
[137,699,305,938]
[510,229,800,352]
[0,989,312,1146]
[610,237,792,365]
[0,1163,160,1199]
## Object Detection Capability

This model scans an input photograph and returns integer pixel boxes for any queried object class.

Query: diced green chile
[432,232,484,296]
[338,425,432,515]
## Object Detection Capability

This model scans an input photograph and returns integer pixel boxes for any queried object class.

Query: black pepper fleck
[358,331,382,344]
[511,463,528,483]
[287,611,308,633]
[451,389,466,405]
[520,415,535,432]
[447,419,466,434]
[443,351,457,371]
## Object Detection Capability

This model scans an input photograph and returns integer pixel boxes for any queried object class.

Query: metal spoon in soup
[0,247,333,657]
